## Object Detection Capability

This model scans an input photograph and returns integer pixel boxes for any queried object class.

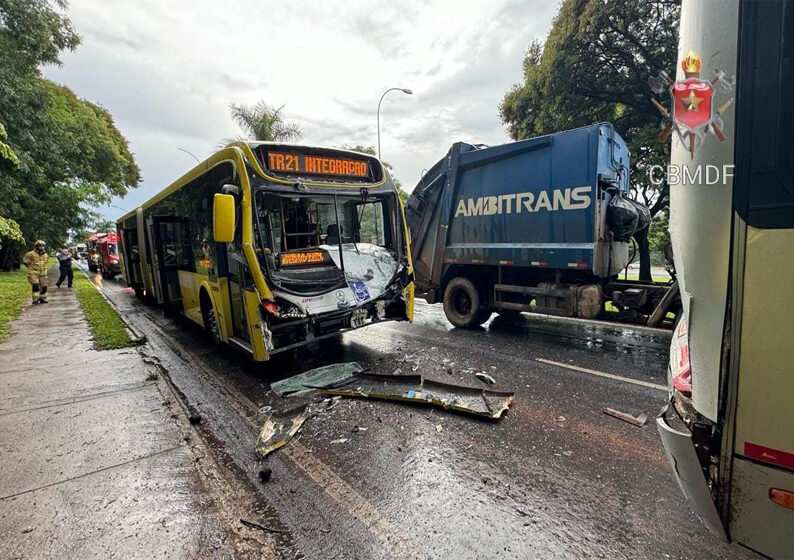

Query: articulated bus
[116,143,415,361]
[657,1,794,557]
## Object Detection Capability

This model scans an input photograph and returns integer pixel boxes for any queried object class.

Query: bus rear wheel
[443,277,491,328]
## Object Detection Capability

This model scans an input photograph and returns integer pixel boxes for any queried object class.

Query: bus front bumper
[656,402,728,541]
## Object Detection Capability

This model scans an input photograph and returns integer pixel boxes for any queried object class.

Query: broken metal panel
[321,372,514,419]
[256,405,308,457]
[270,362,364,397]
[656,404,727,541]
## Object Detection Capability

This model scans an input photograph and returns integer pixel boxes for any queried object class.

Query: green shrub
[0,268,30,341]
[73,271,135,350]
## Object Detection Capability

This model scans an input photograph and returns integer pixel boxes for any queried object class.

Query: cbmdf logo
[649,49,735,159]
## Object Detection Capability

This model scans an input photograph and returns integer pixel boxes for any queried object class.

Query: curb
[75,265,146,345]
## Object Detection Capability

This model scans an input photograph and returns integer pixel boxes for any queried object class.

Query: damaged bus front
[117,143,414,362]
[250,144,414,352]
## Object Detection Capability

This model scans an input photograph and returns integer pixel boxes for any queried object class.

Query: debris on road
[240,518,284,534]
[475,372,496,385]
[321,372,514,419]
[270,362,365,397]
[258,467,272,482]
[330,438,349,444]
[435,424,443,433]
[256,405,308,457]
[603,407,648,427]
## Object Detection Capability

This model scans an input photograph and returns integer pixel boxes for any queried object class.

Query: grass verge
[73,269,136,350]
[0,268,31,342]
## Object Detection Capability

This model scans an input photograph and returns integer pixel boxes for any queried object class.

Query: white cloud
[43,0,557,219]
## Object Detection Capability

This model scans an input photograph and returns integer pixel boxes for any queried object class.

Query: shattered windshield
[254,191,399,295]
[255,193,393,253]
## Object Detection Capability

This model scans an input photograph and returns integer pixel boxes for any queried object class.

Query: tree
[0,0,140,269]
[0,122,18,168]
[224,101,302,145]
[500,0,679,280]
[340,145,409,205]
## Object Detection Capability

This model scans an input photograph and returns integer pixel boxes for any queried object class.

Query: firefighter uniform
[23,241,50,303]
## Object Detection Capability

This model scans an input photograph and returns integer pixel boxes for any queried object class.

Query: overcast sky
[43,0,559,221]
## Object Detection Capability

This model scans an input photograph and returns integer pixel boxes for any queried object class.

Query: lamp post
[178,147,200,163]
[377,87,413,160]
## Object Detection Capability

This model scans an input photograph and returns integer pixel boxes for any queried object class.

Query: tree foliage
[340,144,409,205]
[0,122,19,167]
[224,101,302,145]
[499,0,679,279]
[0,0,140,269]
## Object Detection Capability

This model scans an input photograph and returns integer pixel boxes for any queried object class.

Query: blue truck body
[406,123,632,297]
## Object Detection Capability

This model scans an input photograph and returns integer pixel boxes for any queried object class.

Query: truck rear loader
[405,123,679,328]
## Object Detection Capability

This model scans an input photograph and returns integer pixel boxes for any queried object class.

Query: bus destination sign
[279,250,330,268]
[266,152,370,179]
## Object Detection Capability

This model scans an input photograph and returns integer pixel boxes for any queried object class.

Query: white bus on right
[656,1,794,557]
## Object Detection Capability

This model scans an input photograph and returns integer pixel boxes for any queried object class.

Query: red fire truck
[86,233,103,272]
[97,231,121,279]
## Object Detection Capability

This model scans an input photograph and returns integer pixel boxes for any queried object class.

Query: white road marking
[285,441,427,559]
[536,358,668,391]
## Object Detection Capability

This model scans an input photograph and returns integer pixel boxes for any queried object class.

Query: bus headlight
[261,300,306,319]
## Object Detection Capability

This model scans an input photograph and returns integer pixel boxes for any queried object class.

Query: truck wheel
[443,277,490,328]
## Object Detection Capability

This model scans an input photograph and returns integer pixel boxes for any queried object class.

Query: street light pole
[377,87,413,160]
[178,147,200,163]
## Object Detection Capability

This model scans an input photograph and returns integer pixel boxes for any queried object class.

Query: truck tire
[443,277,490,328]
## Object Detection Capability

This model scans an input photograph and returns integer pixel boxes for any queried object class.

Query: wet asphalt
[93,271,758,560]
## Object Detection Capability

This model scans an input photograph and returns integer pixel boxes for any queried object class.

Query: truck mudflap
[656,403,727,541]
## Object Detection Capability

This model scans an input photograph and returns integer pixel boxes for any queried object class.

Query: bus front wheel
[200,293,221,345]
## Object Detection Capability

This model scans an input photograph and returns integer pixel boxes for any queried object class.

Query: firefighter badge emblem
[649,48,735,159]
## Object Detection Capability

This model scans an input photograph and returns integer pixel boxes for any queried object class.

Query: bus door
[121,228,142,290]
[148,216,192,310]
[226,249,250,341]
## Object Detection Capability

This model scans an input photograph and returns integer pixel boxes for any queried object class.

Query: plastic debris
[270,362,364,397]
[435,424,443,433]
[255,405,308,457]
[330,438,349,444]
[321,372,514,420]
[475,372,496,385]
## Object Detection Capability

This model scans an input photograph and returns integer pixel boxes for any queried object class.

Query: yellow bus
[116,142,415,361]
[656,1,794,557]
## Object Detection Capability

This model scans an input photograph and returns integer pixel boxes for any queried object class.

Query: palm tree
[222,102,302,146]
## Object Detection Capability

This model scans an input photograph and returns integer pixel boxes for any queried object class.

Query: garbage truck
[405,122,679,328]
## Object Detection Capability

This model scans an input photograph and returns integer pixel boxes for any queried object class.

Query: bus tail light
[770,488,794,511]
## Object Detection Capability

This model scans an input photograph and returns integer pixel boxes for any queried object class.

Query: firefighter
[23,240,50,304]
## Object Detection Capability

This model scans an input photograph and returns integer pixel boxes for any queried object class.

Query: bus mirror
[213,193,235,243]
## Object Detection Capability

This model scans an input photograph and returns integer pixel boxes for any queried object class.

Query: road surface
[93,271,756,560]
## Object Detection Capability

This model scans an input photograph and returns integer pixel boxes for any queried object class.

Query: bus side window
[735,1,794,229]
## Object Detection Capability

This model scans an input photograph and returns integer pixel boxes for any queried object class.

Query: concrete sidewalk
[0,267,229,559]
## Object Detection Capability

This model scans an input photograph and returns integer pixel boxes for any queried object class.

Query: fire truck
[86,233,103,272]
[97,231,121,279]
